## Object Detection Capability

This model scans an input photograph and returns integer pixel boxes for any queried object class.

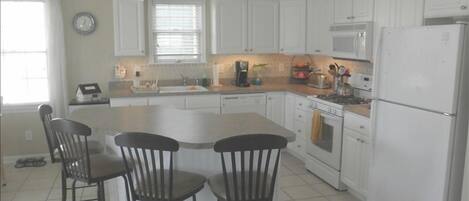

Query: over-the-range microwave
[330,22,373,61]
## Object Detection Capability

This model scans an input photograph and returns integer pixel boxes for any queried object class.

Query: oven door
[306,109,343,170]
[331,31,358,60]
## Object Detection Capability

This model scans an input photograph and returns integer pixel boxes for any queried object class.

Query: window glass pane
[0,1,49,105]
[152,2,204,63]
[155,32,200,55]
[153,4,202,31]
[1,1,46,52]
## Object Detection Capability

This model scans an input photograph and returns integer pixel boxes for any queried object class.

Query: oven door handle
[312,109,342,121]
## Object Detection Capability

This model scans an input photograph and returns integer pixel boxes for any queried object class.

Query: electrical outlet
[278,63,285,72]
[25,130,33,141]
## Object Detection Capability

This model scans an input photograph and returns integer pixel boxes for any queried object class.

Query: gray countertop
[109,78,334,98]
[69,106,296,149]
[344,104,371,118]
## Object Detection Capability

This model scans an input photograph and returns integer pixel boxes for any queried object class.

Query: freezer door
[375,25,465,114]
[368,100,455,201]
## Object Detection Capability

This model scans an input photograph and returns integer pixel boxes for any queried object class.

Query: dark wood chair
[115,132,206,201]
[209,134,287,201]
[50,118,130,201]
[38,104,104,201]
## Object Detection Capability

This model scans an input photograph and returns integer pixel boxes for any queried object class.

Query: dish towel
[311,110,323,144]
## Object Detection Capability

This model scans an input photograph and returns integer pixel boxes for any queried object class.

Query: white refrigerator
[369,24,469,201]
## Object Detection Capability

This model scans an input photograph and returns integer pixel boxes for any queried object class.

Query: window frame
[147,0,207,65]
[1,0,50,113]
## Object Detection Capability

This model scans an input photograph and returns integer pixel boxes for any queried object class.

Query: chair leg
[61,170,67,201]
[97,181,106,201]
[122,175,130,201]
[192,194,196,201]
[71,179,77,201]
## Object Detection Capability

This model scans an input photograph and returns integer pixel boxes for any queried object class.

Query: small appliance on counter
[234,60,250,87]
[308,73,331,89]
[75,83,103,102]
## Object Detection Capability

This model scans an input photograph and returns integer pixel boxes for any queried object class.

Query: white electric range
[304,94,369,190]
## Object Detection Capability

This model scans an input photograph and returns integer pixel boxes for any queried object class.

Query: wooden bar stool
[50,118,130,201]
[114,132,206,201]
[38,104,105,201]
[209,134,287,201]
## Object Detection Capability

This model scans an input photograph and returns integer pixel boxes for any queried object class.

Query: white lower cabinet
[110,97,148,107]
[285,92,309,160]
[186,95,221,114]
[341,112,370,200]
[266,92,285,126]
[148,96,186,109]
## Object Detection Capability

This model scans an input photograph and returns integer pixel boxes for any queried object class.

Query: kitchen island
[69,106,296,201]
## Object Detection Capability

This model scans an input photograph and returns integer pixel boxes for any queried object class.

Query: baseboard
[3,153,51,164]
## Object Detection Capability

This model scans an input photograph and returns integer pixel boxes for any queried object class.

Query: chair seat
[135,170,205,201]
[54,140,103,161]
[88,154,128,183]
[208,172,272,201]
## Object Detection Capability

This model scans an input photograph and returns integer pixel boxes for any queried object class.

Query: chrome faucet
[179,73,188,86]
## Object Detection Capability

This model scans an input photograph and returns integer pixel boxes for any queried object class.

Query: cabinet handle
[346,16,352,20]
[280,48,284,51]
[250,48,253,52]
[315,50,321,53]
[297,145,301,148]
[356,138,360,142]
[461,5,467,9]
[268,97,272,100]
[299,103,303,106]
[359,125,365,129]
[298,115,302,118]
[245,48,248,52]
[297,129,302,133]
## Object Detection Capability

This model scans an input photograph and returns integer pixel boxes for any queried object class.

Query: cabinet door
[248,0,279,53]
[113,0,145,56]
[353,0,374,22]
[359,138,370,197]
[307,0,333,55]
[373,0,424,60]
[340,129,361,190]
[212,0,248,54]
[148,96,186,109]
[110,97,148,107]
[279,0,306,54]
[266,93,285,126]
[284,93,296,131]
[425,0,469,18]
[334,0,354,23]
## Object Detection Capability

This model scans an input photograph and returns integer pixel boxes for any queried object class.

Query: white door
[284,93,296,131]
[341,129,361,191]
[425,0,469,18]
[375,25,464,114]
[248,0,279,53]
[212,0,248,54]
[359,137,370,197]
[307,0,333,55]
[279,0,306,54]
[334,0,353,23]
[266,93,285,126]
[368,100,455,201]
[113,0,145,56]
[352,0,374,22]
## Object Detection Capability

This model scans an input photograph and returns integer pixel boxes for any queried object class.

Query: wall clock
[73,12,96,35]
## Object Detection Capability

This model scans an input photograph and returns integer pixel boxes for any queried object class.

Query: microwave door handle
[355,32,360,58]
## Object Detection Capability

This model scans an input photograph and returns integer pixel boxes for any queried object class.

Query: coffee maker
[235,60,250,87]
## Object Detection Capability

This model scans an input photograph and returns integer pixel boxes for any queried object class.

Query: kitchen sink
[158,85,209,93]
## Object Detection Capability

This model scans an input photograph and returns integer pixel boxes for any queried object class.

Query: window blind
[152,2,204,63]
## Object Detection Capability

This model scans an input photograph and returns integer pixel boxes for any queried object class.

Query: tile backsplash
[115,54,373,81]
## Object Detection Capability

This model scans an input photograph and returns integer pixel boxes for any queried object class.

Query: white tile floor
[0,152,359,201]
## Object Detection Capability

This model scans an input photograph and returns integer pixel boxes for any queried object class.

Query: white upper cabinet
[279,0,307,54]
[211,0,248,54]
[248,0,279,53]
[113,0,145,56]
[373,0,424,61]
[334,0,354,23]
[425,0,469,18]
[334,0,374,23]
[307,0,333,55]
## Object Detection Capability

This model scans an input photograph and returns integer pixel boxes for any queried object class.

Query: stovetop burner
[316,94,370,105]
